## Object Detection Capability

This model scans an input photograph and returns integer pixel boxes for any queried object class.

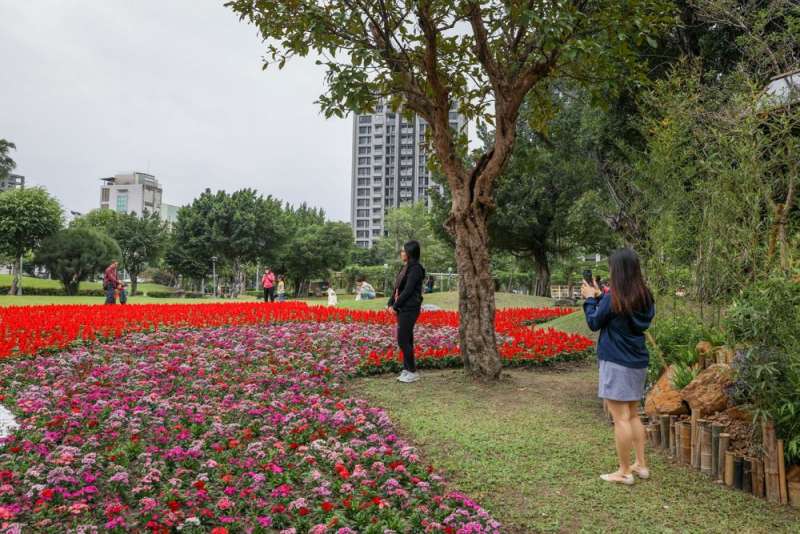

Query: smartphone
[582,269,593,285]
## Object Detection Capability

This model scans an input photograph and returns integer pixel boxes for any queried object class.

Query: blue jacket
[583,292,655,369]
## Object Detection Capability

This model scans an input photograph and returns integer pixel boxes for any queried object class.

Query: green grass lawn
[304,291,556,311]
[355,367,800,533]
[541,310,595,339]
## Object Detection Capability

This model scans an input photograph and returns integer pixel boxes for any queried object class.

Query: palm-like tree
[0,139,17,179]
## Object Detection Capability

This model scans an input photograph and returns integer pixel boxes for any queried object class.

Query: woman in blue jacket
[582,249,655,485]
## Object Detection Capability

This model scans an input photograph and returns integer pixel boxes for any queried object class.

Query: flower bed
[0,323,503,532]
[0,303,592,531]
[0,303,588,369]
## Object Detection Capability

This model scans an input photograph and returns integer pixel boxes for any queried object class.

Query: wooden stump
[670,415,678,457]
[711,423,723,479]
[734,456,744,490]
[680,421,692,465]
[751,457,765,498]
[743,457,753,493]
[700,422,713,477]
[718,433,731,483]
[724,451,735,487]
[660,415,670,449]
[763,420,781,503]
[778,439,788,505]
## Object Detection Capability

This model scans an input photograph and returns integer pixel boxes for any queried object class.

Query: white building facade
[100,172,163,216]
[350,102,466,248]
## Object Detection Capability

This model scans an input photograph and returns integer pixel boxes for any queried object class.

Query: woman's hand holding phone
[581,280,601,300]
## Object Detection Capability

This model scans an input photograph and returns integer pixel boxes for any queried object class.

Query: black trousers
[263,287,275,302]
[397,308,420,372]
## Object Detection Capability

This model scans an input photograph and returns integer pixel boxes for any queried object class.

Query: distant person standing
[261,268,276,302]
[276,275,287,302]
[118,282,128,304]
[103,261,119,305]
[388,240,425,384]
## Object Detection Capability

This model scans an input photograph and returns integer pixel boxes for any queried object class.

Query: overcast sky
[0,0,353,221]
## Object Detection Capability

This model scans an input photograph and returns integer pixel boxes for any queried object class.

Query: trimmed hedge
[146,290,205,299]
[0,286,105,297]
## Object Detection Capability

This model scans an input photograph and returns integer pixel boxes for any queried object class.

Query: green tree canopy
[227,0,675,378]
[283,221,353,296]
[0,187,63,295]
[376,203,454,274]
[34,228,121,295]
[109,212,168,294]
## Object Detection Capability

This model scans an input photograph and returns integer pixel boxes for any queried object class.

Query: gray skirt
[598,359,647,402]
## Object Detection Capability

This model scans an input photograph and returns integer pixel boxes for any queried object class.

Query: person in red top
[103,261,119,305]
[261,268,276,302]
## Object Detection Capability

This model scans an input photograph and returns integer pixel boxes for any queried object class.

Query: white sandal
[631,465,650,479]
[600,472,635,485]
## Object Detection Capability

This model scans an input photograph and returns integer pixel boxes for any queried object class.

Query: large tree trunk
[130,273,138,295]
[451,207,502,380]
[532,252,551,297]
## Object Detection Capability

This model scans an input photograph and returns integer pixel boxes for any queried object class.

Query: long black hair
[403,240,421,262]
[609,248,653,315]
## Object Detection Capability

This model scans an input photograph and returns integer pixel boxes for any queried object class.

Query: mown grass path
[355,366,800,533]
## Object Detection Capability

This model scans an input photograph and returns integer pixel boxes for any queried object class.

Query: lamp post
[383,263,389,294]
[211,256,218,297]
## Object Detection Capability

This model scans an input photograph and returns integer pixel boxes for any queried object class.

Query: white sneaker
[398,372,419,383]
[396,370,409,381]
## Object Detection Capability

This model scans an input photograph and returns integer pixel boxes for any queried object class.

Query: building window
[358,147,371,155]
[357,199,369,207]
[116,194,128,213]
[358,116,372,123]
[358,168,370,176]
[358,156,370,165]
[357,209,369,217]
[359,126,371,134]
[359,136,370,145]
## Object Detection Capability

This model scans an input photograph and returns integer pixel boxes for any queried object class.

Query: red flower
[321,501,334,512]
[298,507,310,516]
[167,500,181,512]
[211,528,228,534]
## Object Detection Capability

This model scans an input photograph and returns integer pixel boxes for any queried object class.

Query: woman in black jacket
[388,240,425,383]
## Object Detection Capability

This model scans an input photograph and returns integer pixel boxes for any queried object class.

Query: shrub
[34,228,121,295]
[147,291,177,298]
[724,277,800,349]
[728,346,800,463]
[671,362,699,390]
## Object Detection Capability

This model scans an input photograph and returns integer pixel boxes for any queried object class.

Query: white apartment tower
[350,102,466,248]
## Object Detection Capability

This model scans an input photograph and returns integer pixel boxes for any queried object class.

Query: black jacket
[388,261,426,312]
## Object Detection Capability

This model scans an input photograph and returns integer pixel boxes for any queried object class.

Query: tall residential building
[0,173,24,192]
[100,172,163,216]
[350,102,466,248]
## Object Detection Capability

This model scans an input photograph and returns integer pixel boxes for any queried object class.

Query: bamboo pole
[700,422,713,477]
[752,457,765,498]
[724,451,735,487]
[680,421,692,465]
[763,420,781,503]
[718,433,731,483]
[778,439,788,505]
[652,424,661,449]
[660,415,670,449]
[711,423,723,479]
